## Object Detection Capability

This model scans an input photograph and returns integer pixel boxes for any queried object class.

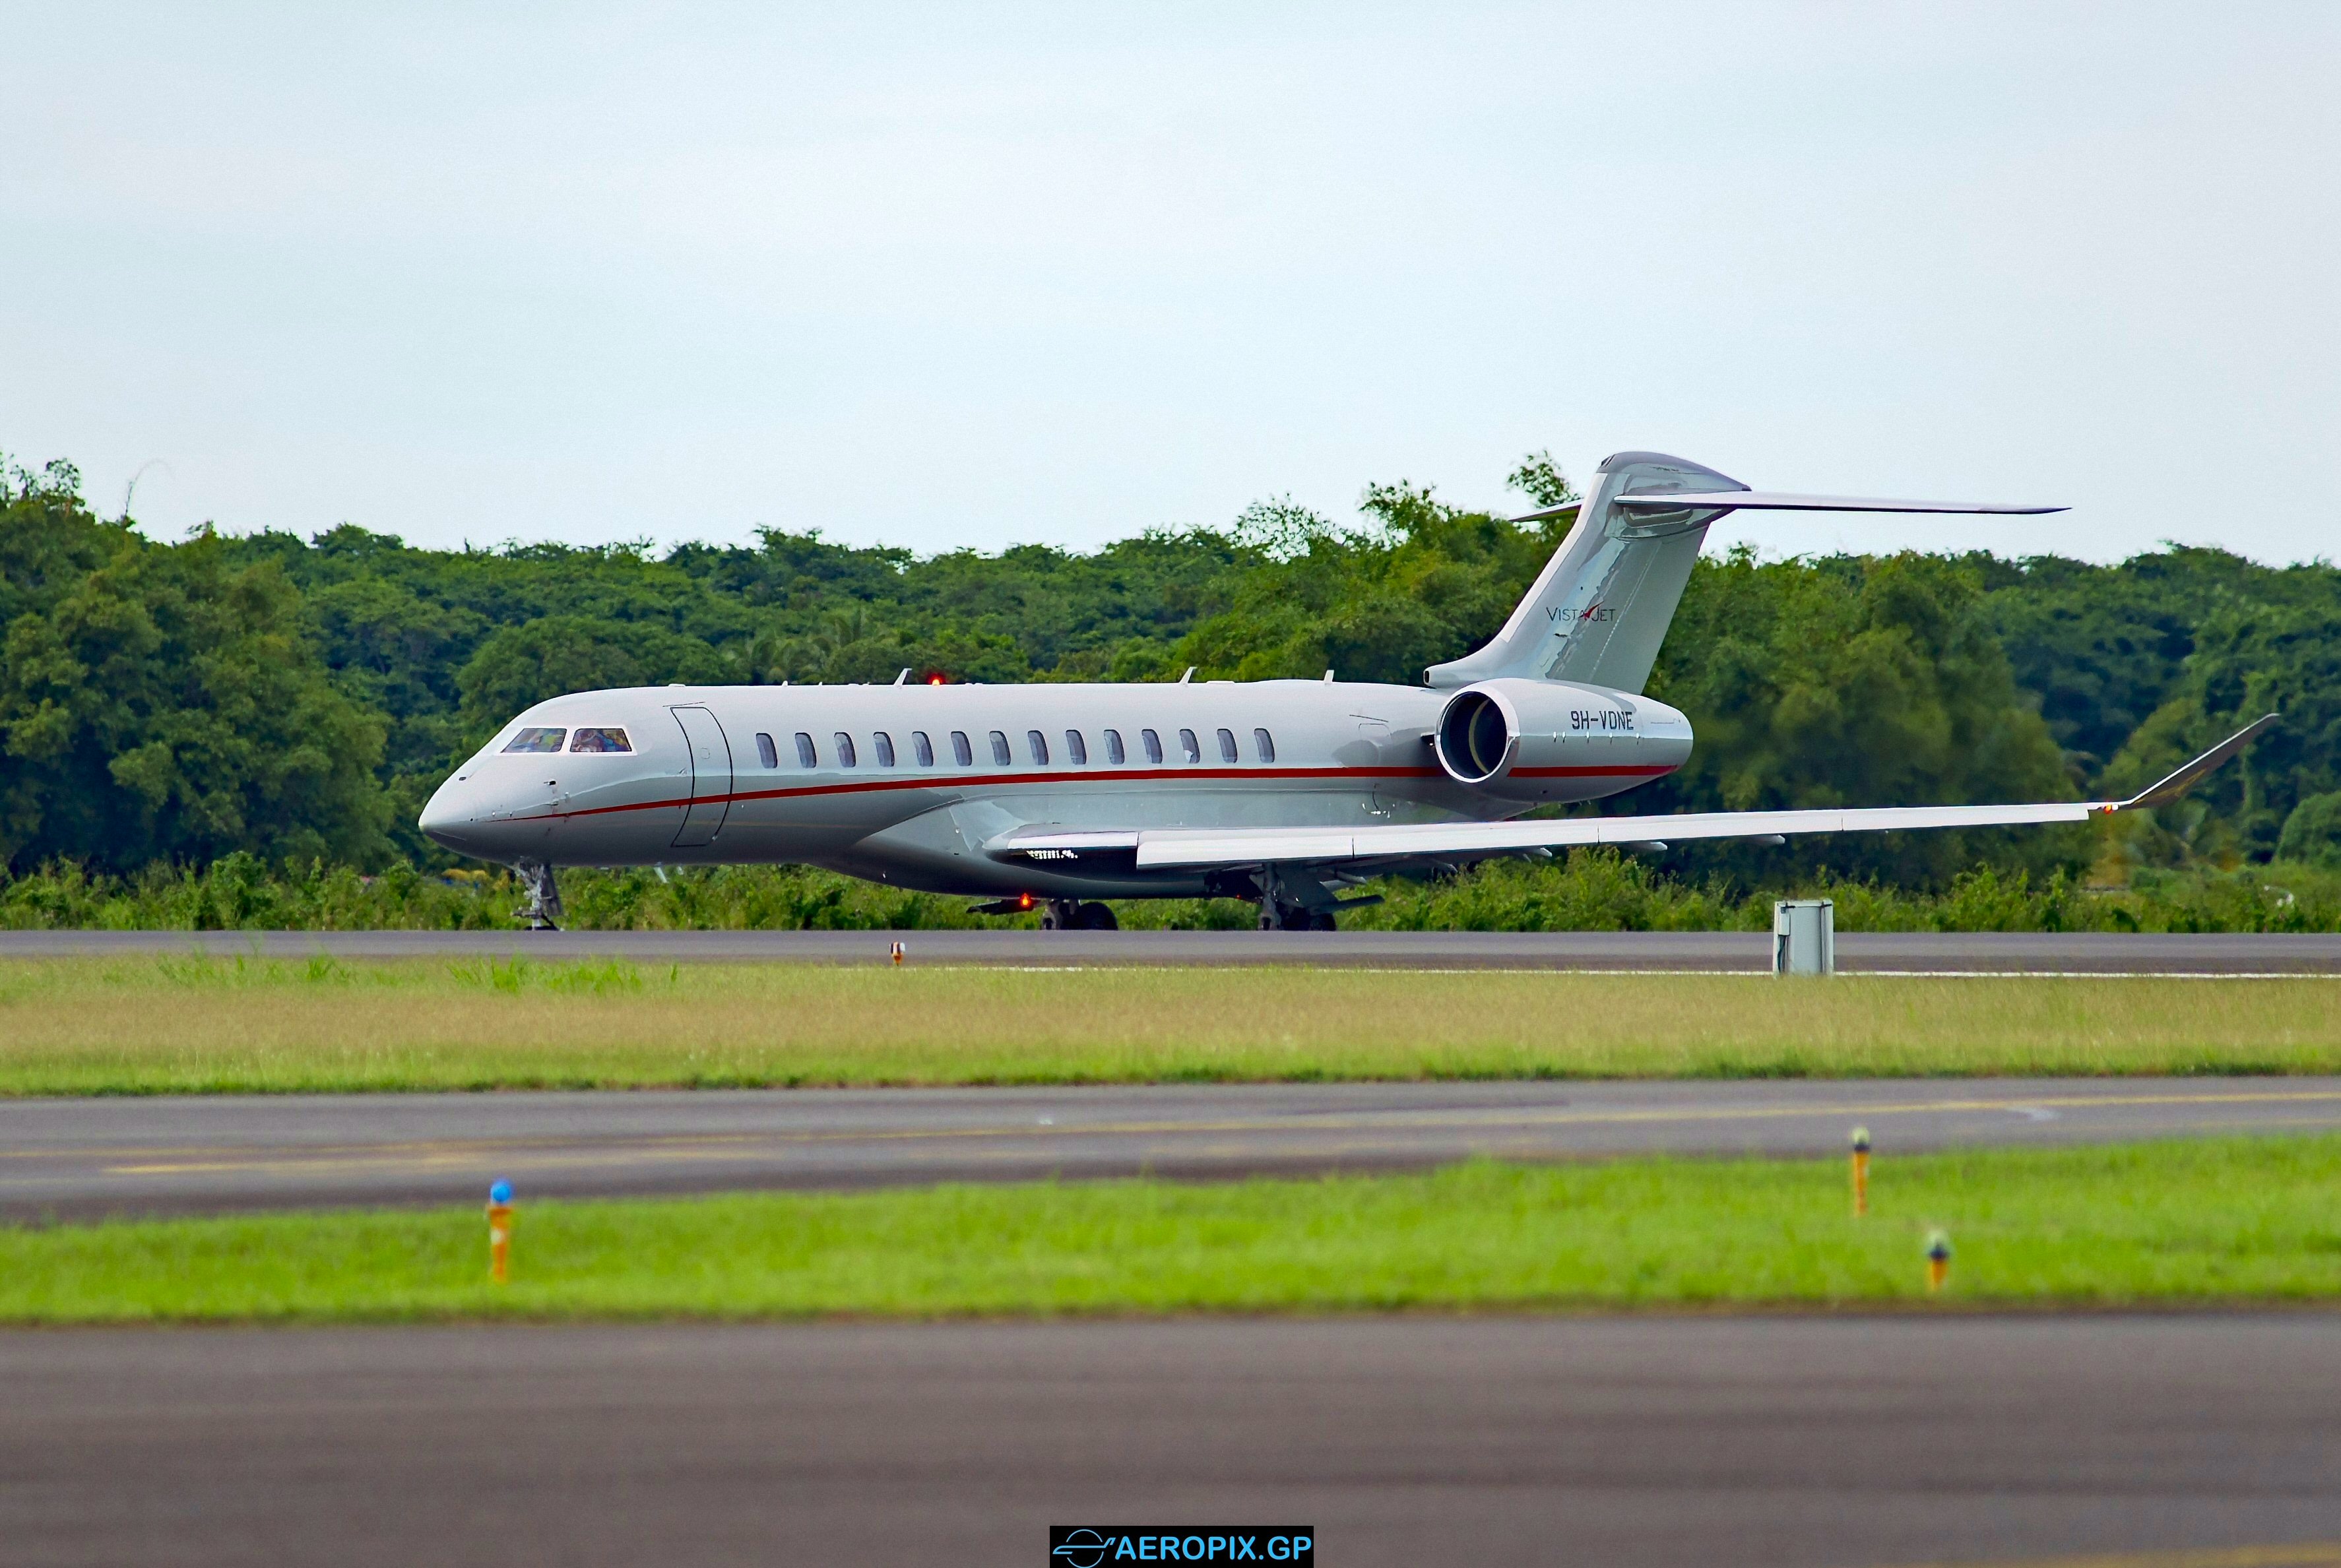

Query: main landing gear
[1039,899,1119,931]
[1251,865,1341,931]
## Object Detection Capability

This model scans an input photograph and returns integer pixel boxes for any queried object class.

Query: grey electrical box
[1773,899,1835,976]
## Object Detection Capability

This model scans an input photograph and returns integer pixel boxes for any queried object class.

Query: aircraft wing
[996,716,2276,873]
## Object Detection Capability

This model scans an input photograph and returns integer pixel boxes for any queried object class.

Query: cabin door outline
[670,706,733,848]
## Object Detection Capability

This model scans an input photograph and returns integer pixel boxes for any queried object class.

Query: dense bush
[7,441,2340,918]
[7,852,2338,935]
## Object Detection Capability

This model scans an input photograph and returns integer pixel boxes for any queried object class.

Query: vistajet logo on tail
[1548,599,1617,626]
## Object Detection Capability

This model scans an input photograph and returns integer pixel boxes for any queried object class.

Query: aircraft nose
[418,778,479,854]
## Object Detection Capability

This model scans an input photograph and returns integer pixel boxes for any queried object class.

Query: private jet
[418,451,2272,929]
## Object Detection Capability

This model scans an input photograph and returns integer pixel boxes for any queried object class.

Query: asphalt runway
[6,927,2341,971]
[10,1077,2341,1219]
[5,1315,2338,1568]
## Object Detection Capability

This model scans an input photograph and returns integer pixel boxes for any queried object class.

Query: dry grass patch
[0,957,2335,1093]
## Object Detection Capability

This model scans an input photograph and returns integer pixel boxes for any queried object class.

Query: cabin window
[1142,728,1164,764]
[1217,728,1238,763]
[834,732,858,768]
[1104,729,1125,765]
[989,730,1011,765]
[874,732,896,767]
[1178,728,1201,764]
[755,732,779,769]
[1027,730,1050,765]
[1065,730,1088,765]
[913,731,934,767]
[794,732,818,768]
[1254,728,1275,763]
[503,727,565,754]
[569,727,631,754]
[953,730,975,766]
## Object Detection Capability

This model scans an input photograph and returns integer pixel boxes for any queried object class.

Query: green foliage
[7,850,2338,933]
[12,1140,2341,1321]
[2278,792,2341,867]
[455,615,728,743]
[6,441,2339,898]
[0,465,389,871]
[1636,548,2081,887]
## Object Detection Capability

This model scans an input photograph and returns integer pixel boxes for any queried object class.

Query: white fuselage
[418,677,1692,899]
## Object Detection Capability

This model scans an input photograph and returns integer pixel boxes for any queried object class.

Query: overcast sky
[5,3,2335,565]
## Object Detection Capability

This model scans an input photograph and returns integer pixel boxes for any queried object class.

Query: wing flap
[1128,802,2099,869]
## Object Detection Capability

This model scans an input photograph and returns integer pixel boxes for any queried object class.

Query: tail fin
[1427,451,1741,693]
[1427,451,2068,694]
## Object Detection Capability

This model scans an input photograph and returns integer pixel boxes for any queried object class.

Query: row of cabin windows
[752,726,1277,771]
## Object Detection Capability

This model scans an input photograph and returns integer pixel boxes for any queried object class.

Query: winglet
[2113,714,2280,812]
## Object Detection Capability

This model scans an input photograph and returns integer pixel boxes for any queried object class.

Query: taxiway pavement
[4,1314,2337,1568]
[5,928,2341,970]
[9,1077,2340,1218]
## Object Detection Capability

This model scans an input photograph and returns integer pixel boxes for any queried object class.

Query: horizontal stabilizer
[1611,491,2066,516]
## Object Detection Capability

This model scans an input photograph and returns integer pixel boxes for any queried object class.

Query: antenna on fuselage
[894,668,909,685]
[1180,667,1196,683]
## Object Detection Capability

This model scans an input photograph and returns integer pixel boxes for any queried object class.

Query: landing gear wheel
[1039,900,1074,931]
[1076,901,1118,931]
[1260,901,1314,931]
[1308,909,1338,931]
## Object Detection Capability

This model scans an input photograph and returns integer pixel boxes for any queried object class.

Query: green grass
[10,1137,2341,1322]
[1,958,2338,1093]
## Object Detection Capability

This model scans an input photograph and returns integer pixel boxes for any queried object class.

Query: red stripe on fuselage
[510,761,1677,823]
[1511,765,1678,778]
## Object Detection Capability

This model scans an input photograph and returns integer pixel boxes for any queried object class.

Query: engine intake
[1435,687,1516,784]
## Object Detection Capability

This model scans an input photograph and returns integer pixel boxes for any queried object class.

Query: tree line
[5,448,2337,888]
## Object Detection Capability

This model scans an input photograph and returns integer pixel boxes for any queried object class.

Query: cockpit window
[503,728,566,753]
[569,727,632,753]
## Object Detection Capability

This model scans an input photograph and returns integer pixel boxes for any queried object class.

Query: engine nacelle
[1432,679,1693,803]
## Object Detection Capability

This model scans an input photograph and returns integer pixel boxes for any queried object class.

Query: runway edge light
[487,1179,515,1286]
[1926,1229,1952,1293]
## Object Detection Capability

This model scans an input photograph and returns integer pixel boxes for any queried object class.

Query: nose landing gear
[513,861,563,931]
